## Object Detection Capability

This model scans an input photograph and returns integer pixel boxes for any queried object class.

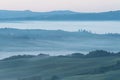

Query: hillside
[0,28,120,54]
[0,50,120,80]
[0,10,120,21]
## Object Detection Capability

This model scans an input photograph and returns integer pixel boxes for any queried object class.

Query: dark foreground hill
[0,50,120,80]
[0,10,120,21]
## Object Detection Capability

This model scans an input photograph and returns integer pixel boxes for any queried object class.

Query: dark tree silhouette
[86,50,114,58]
[50,75,61,80]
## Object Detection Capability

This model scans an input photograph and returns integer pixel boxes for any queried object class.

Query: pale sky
[0,0,120,12]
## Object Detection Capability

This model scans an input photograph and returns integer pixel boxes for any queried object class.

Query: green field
[0,51,120,80]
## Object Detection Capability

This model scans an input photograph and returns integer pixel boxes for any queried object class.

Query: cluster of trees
[63,50,120,58]
[2,50,120,61]
[2,55,35,61]
[2,53,50,61]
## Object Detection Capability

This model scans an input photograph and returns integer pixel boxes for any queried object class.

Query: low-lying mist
[0,28,120,59]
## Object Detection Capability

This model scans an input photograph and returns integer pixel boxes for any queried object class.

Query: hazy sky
[0,0,120,12]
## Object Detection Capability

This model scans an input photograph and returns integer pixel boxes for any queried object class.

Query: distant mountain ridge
[0,10,120,20]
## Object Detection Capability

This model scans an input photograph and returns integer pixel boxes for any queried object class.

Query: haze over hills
[0,28,120,56]
[0,9,120,80]
[0,10,120,20]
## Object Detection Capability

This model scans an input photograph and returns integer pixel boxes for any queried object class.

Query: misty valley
[0,28,120,58]
[0,10,120,80]
[0,27,120,80]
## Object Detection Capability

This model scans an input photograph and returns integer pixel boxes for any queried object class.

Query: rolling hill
[0,50,120,80]
[0,10,120,21]
[0,28,120,54]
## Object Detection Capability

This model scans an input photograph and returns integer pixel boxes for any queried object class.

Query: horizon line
[0,27,120,35]
[0,9,120,13]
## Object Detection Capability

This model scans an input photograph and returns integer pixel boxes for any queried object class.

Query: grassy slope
[0,56,120,80]
[63,70,120,80]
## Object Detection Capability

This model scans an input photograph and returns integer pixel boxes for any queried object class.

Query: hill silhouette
[0,10,120,21]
